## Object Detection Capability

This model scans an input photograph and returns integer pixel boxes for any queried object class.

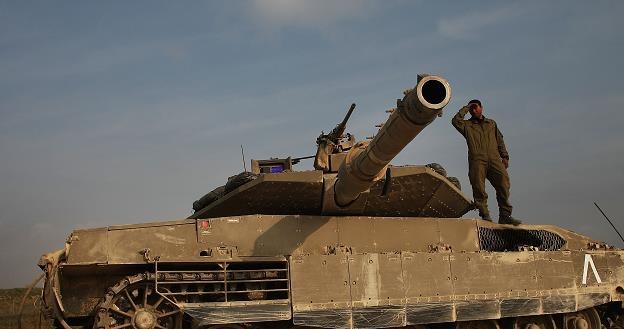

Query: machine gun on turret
[320,103,356,146]
[314,103,356,171]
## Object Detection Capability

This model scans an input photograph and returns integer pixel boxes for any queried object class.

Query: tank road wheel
[95,273,182,329]
[455,320,502,329]
[563,308,602,329]
[513,315,556,329]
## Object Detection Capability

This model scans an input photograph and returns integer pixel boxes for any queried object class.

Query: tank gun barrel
[333,74,452,207]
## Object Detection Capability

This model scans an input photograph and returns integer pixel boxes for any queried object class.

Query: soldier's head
[468,99,483,118]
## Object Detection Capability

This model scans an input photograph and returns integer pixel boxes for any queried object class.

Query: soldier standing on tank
[452,99,521,225]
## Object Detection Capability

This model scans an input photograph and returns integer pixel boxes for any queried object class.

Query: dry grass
[0,288,52,329]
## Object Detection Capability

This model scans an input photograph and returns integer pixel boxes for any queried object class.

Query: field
[0,288,52,329]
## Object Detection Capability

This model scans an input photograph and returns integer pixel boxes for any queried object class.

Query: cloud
[0,35,199,84]
[437,4,526,40]
[249,0,375,29]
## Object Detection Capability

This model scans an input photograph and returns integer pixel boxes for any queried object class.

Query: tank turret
[189,74,471,219]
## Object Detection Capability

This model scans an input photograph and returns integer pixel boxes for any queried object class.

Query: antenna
[241,145,247,172]
[594,202,624,244]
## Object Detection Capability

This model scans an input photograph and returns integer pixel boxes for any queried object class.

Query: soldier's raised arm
[495,124,509,160]
[451,105,470,136]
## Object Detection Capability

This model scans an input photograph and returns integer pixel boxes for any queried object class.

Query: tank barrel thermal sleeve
[333,75,452,207]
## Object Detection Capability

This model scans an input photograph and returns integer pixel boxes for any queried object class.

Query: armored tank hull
[37,75,624,329]
[40,215,624,329]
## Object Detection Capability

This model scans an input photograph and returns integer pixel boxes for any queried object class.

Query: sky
[1,1,623,288]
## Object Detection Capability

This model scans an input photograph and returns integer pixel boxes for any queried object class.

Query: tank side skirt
[290,250,622,329]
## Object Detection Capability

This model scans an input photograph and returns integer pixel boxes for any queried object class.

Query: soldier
[452,99,521,225]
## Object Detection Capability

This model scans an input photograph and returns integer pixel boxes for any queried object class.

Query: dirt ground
[0,288,52,329]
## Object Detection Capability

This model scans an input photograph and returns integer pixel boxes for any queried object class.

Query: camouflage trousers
[468,158,513,218]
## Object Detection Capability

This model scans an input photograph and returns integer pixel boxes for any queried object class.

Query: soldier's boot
[473,202,491,221]
[468,201,491,221]
[476,205,492,222]
[499,215,521,225]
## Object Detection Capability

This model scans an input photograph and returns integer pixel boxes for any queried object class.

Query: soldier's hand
[502,158,509,169]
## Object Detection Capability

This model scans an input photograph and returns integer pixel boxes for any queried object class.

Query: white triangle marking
[582,254,603,285]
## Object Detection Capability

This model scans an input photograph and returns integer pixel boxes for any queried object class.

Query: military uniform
[452,106,513,220]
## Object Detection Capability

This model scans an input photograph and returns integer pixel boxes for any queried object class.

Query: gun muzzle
[333,74,452,207]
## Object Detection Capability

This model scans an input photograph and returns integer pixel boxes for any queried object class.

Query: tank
[37,74,624,329]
